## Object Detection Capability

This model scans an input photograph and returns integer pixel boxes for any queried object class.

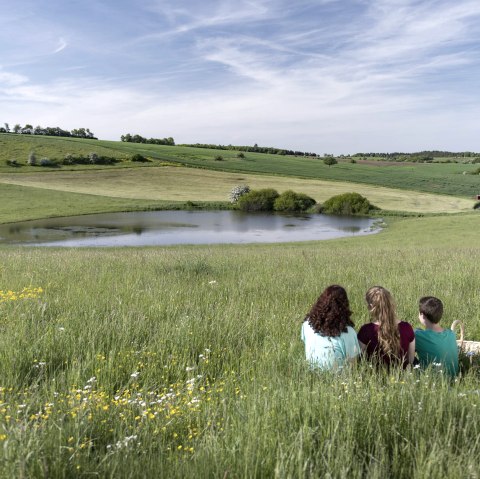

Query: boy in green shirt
[415,296,459,377]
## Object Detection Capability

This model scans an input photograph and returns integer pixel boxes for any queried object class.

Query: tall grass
[0,214,479,477]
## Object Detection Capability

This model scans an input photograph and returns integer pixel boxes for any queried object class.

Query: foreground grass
[0,167,474,218]
[0,214,479,478]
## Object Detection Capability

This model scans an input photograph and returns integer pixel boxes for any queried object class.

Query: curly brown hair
[304,285,354,337]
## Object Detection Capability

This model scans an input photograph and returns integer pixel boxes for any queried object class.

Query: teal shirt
[301,322,360,370]
[415,328,459,377]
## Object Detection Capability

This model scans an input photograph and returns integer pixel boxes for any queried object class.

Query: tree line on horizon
[120,133,175,146]
[0,122,96,139]
[120,134,479,160]
[2,123,478,160]
[352,150,480,160]
[178,143,319,157]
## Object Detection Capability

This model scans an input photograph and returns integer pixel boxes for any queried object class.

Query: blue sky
[1,0,480,154]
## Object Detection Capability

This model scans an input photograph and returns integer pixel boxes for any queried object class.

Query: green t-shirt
[415,328,459,377]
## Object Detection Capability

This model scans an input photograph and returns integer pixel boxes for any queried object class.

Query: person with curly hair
[357,286,415,368]
[301,285,360,370]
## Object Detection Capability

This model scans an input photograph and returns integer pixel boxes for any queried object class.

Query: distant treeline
[120,133,175,146]
[0,122,96,139]
[178,143,318,157]
[352,151,479,160]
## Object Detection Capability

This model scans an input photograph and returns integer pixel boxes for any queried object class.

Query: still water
[0,211,379,247]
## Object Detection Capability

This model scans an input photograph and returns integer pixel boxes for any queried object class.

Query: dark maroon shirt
[357,321,415,368]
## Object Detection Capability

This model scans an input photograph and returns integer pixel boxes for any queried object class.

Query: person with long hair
[357,286,415,368]
[301,285,360,370]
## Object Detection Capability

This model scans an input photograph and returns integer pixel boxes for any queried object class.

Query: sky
[1,0,480,154]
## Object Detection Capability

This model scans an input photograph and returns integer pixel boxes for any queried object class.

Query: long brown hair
[365,286,400,358]
[305,285,354,337]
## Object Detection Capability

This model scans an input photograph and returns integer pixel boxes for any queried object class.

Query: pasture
[1,134,479,198]
[1,134,480,477]
[0,167,474,219]
[0,215,479,477]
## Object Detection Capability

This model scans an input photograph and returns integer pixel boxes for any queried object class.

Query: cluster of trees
[0,123,96,139]
[179,143,318,157]
[233,188,316,213]
[229,186,377,216]
[18,152,118,167]
[120,134,175,146]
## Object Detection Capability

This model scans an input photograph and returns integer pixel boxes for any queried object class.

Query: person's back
[357,286,415,368]
[301,321,359,370]
[415,296,459,377]
[301,285,360,371]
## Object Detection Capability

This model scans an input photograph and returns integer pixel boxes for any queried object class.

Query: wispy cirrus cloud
[2,0,480,153]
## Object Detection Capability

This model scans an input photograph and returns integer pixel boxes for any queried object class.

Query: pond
[0,211,380,247]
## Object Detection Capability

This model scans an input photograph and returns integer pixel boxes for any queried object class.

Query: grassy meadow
[1,134,480,477]
[0,215,480,478]
[1,134,479,198]
[0,167,474,218]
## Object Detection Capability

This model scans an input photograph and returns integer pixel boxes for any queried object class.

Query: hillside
[1,134,479,198]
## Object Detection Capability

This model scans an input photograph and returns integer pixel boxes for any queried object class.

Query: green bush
[39,157,55,167]
[273,190,316,212]
[474,201,480,210]
[131,154,149,162]
[61,154,118,165]
[320,192,378,216]
[5,159,19,167]
[214,155,224,161]
[323,156,337,166]
[237,188,279,212]
[236,152,245,159]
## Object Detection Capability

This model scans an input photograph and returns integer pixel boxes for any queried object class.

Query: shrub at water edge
[237,188,279,212]
[273,190,316,212]
[319,192,378,215]
[229,185,251,204]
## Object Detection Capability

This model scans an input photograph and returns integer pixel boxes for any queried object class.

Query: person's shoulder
[358,322,374,332]
[399,321,414,332]
[344,326,358,337]
[442,328,457,340]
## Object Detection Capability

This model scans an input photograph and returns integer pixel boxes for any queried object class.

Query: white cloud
[2,0,480,153]
[53,37,67,54]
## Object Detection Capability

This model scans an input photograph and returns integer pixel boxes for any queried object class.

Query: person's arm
[357,325,368,354]
[408,338,416,365]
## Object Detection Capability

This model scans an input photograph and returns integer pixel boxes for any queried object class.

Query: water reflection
[0,210,380,247]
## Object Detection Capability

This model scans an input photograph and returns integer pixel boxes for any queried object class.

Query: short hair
[419,296,444,324]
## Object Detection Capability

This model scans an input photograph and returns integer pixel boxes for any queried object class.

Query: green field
[0,167,474,221]
[1,134,479,198]
[1,134,480,477]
